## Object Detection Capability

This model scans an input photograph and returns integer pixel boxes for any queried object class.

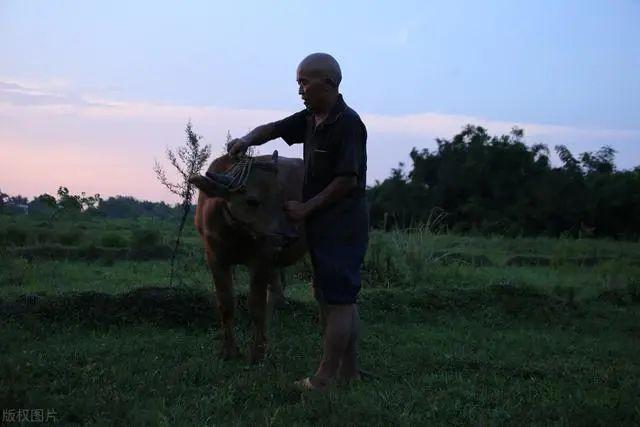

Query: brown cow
[190,151,306,363]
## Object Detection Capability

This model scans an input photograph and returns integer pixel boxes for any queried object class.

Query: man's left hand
[284,201,311,221]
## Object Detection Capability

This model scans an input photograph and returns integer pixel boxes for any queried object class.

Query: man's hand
[284,200,311,221]
[227,138,250,158]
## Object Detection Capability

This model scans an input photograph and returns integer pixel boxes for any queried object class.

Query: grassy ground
[1,216,639,425]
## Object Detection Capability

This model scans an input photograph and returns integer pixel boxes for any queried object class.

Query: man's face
[296,66,331,113]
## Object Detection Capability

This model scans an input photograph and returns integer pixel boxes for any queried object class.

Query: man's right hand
[227,138,249,158]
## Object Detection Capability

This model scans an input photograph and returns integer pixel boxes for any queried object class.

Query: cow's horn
[272,150,278,165]
[189,174,230,198]
[205,171,233,187]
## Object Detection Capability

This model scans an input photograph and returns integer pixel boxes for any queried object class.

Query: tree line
[0,187,183,220]
[367,125,640,239]
[3,124,639,238]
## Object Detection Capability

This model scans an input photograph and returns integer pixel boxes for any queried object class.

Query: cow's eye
[245,197,261,207]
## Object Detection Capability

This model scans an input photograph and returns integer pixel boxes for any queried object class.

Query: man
[228,52,368,390]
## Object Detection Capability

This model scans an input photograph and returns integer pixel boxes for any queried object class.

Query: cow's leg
[248,265,270,363]
[206,251,240,360]
[267,268,286,310]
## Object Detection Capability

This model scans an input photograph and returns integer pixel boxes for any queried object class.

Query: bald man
[228,53,368,390]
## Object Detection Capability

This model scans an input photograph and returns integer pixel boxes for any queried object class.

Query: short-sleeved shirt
[273,94,369,246]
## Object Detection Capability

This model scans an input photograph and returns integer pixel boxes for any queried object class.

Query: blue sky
[1,0,638,201]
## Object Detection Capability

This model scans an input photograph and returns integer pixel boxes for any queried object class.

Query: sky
[1,0,639,203]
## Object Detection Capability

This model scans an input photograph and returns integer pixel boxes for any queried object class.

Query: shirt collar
[315,94,348,129]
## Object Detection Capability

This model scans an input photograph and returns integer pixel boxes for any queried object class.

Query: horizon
[1,1,639,203]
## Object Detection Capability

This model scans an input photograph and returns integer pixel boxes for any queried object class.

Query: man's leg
[313,282,328,335]
[337,304,361,381]
[311,303,356,387]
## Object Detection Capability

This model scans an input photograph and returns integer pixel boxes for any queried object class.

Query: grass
[1,216,639,425]
[2,286,639,425]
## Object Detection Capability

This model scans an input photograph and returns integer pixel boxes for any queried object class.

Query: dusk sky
[1,1,638,203]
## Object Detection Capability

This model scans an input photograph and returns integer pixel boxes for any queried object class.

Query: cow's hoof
[220,346,241,361]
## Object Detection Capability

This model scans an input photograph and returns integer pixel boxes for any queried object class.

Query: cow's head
[190,151,299,248]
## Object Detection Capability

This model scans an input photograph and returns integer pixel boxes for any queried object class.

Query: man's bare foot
[293,376,332,392]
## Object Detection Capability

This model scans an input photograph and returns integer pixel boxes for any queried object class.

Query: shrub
[1,225,29,246]
[57,229,84,246]
[363,231,412,287]
[101,232,128,248]
[36,229,55,244]
[130,228,163,250]
[0,257,33,287]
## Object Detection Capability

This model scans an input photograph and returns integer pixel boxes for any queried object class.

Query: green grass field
[1,216,639,425]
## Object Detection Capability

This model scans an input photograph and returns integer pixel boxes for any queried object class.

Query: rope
[222,156,254,192]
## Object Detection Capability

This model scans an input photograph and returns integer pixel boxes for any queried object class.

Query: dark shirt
[273,94,369,245]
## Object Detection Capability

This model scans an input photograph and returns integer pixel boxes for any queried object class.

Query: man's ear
[188,175,230,199]
[324,78,337,88]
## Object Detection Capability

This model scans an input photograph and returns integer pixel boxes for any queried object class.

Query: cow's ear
[272,150,278,166]
[189,175,229,199]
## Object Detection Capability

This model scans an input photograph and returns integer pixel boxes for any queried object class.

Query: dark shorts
[309,239,368,305]
[305,196,369,305]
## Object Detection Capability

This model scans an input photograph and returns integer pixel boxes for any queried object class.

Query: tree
[56,187,82,214]
[98,196,177,219]
[154,121,211,285]
[580,146,616,175]
[79,192,102,215]
[555,145,581,173]
[28,193,58,219]
[0,189,9,210]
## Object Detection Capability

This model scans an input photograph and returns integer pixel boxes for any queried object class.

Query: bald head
[297,53,342,88]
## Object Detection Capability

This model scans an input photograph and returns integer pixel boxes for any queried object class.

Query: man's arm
[305,176,357,212]
[284,176,357,221]
[228,123,278,156]
[229,110,308,157]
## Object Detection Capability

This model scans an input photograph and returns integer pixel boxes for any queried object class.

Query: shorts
[309,239,368,305]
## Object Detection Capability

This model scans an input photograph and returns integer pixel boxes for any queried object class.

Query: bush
[129,228,170,260]
[57,229,84,246]
[101,232,128,248]
[130,228,163,250]
[363,231,412,287]
[0,257,33,287]
[1,225,29,246]
[36,229,55,244]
